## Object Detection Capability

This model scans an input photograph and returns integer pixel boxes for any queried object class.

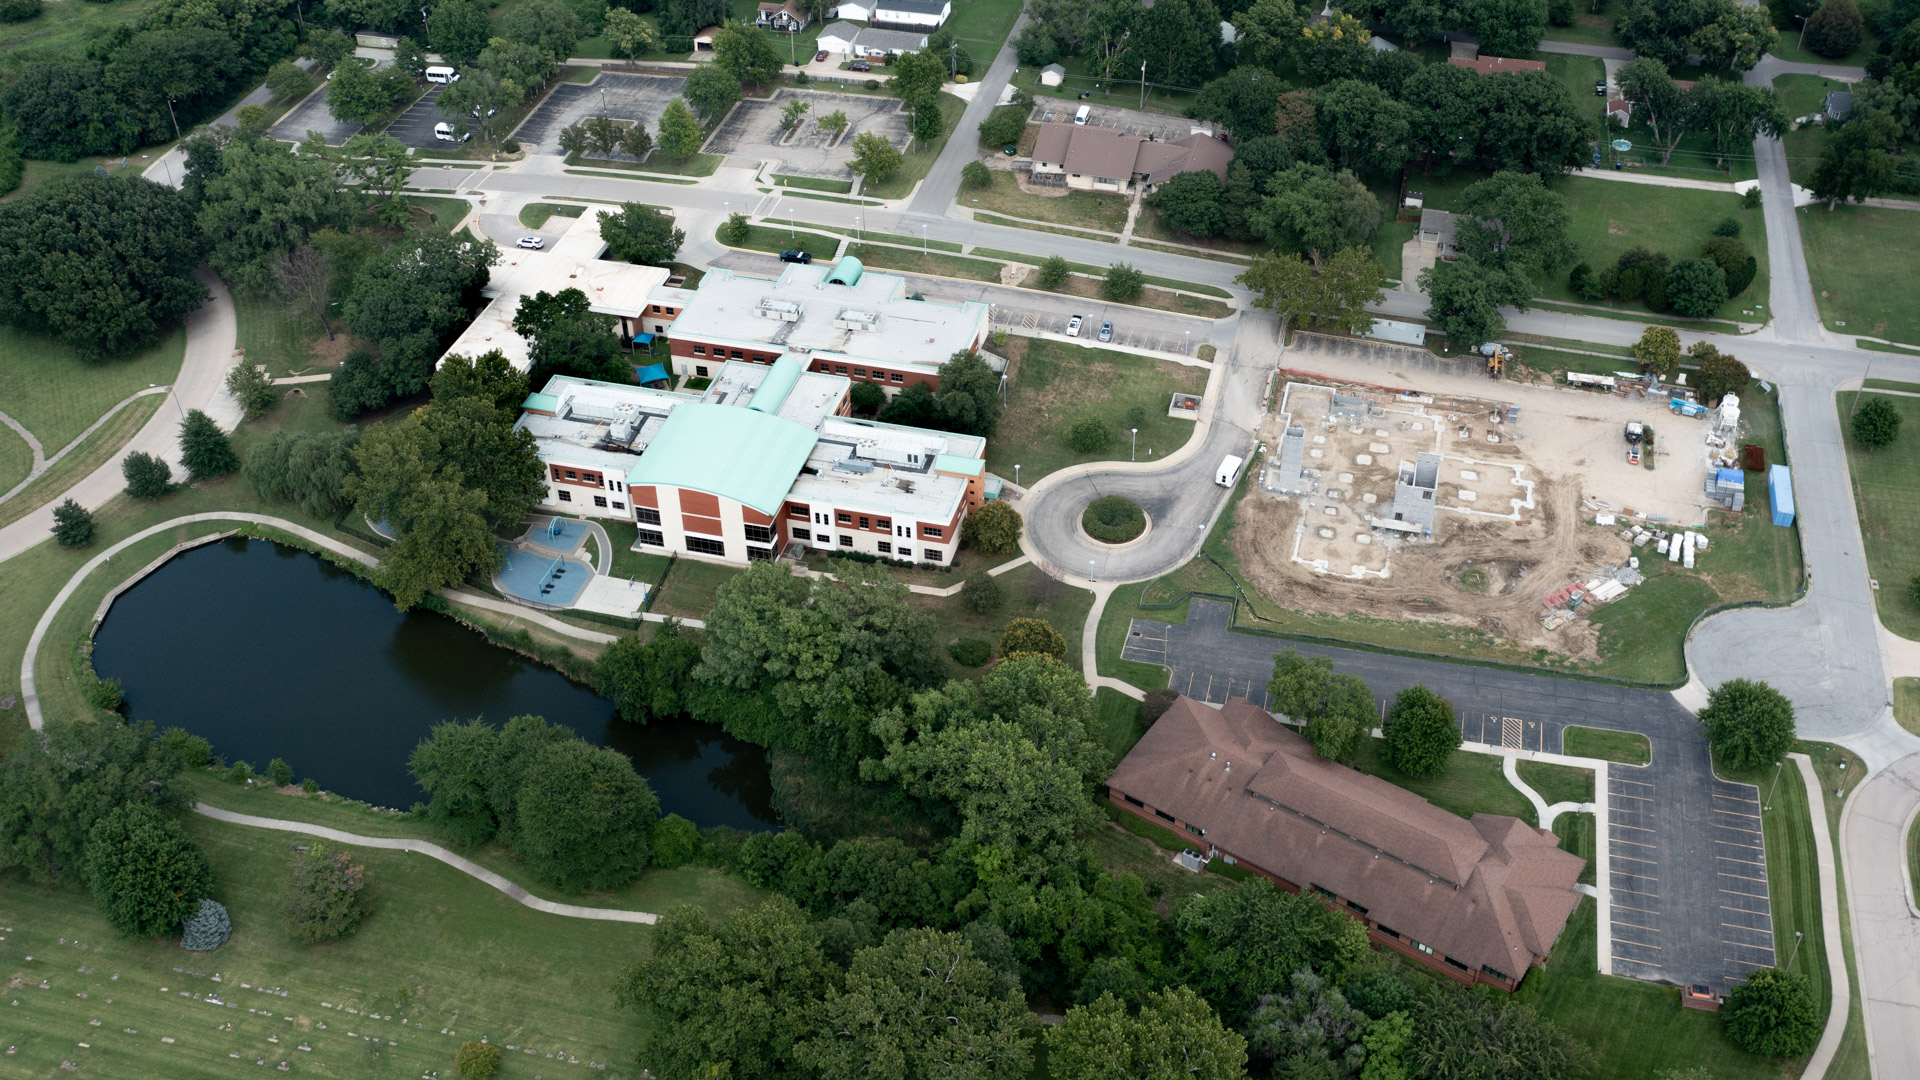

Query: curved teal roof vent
[825,256,864,286]
[749,354,805,414]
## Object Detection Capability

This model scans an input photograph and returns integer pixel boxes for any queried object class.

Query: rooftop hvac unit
[833,457,875,475]
[834,309,880,332]
[756,298,802,322]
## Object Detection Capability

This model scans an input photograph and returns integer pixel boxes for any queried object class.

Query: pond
[92,537,778,831]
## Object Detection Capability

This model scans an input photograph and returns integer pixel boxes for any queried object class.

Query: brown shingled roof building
[1447,55,1548,75]
[1029,123,1233,193]
[1108,696,1583,992]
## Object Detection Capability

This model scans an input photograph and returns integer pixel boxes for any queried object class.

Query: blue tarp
[635,363,669,386]
[1768,464,1795,527]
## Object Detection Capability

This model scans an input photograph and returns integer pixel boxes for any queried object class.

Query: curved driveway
[1022,311,1280,583]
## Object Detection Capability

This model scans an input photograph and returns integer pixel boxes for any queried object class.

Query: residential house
[815,20,861,55]
[849,26,929,56]
[755,0,810,31]
[1028,123,1232,193]
[829,0,874,20]
[871,0,949,29]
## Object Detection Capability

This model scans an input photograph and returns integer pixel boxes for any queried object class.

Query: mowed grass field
[0,325,186,452]
[1837,391,1920,636]
[1802,207,1920,345]
[960,170,1129,234]
[985,338,1207,483]
[0,803,768,1080]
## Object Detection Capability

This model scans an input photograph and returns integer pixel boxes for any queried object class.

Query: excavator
[1479,342,1514,378]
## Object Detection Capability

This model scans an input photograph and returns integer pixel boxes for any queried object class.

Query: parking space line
[1715,838,1764,850]
[1609,836,1657,848]
[1723,936,1775,948]
[1713,808,1761,821]
[1727,957,1772,968]
[1609,820,1655,832]
[1612,853,1657,864]
[1614,886,1660,897]
[1614,902,1660,915]
[1712,822,1763,833]
[1612,956,1663,969]
[1611,919,1660,933]
[1720,887,1769,900]
[1613,937,1661,950]
[1718,871,1768,883]
[1721,905,1770,917]
[1716,854,1766,867]
[1613,777,1654,788]
[1609,790,1655,801]
[1713,792,1760,805]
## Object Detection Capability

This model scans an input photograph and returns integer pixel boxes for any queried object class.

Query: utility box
[1768,464,1795,527]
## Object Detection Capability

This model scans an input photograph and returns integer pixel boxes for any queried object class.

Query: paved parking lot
[1119,598,1777,996]
[384,85,452,151]
[705,90,909,179]
[271,84,364,146]
[1029,100,1203,141]
[512,73,688,155]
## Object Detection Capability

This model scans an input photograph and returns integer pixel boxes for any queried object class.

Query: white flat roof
[670,264,990,372]
[790,416,983,521]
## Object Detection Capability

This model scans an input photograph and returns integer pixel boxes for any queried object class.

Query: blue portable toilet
[1768,464,1795,527]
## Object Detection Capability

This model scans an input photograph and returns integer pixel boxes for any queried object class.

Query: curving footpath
[193,804,657,924]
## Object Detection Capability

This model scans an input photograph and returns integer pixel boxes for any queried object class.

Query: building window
[594,496,608,508]
[745,524,774,544]
[1375,925,1400,940]
[792,528,812,541]
[1123,794,1144,808]
[696,366,709,378]
[922,526,942,538]
[638,529,665,547]
[686,536,726,557]
[1312,884,1336,902]
[752,354,765,363]
[564,469,578,479]
[890,373,903,383]
[835,365,849,374]
[693,346,706,355]
[1481,964,1510,982]
[1184,823,1203,837]
[897,547,913,559]
[636,507,662,525]
[789,505,807,518]
[1347,901,1368,916]
[1154,809,1176,823]
[816,362,831,372]
[853,368,867,377]
[747,546,774,561]
[924,549,941,563]
[839,534,853,547]
[1444,957,1470,973]
[877,541,891,554]
[612,502,625,511]
[730,350,744,359]
[858,516,869,529]
[1412,941,1434,956]
[837,512,852,524]
[651,304,661,313]
[558,490,572,502]
[875,519,890,531]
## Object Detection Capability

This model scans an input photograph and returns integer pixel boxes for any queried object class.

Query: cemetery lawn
[0,806,764,1078]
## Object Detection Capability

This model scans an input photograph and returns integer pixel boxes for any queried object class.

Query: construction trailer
[1768,465,1795,527]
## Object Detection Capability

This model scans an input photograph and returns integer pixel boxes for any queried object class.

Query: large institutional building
[1108,696,1583,992]
[516,356,987,566]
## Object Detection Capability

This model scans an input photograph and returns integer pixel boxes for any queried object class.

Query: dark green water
[92,537,778,830]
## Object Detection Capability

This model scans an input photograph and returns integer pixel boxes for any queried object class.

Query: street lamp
[922,223,928,253]
[1130,427,1138,461]
[789,206,795,238]
[600,86,607,116]
[856,214,862,243]
[1786,930,1804,970]
[1139,61,1147,110]
[1014,463,1021,488]
[1184,329,1191,354]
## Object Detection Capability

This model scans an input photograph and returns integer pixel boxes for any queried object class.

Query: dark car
[1594,80,1608,96]
[814,49,828,62]
[780,249,812,264]
[850,60,872,71]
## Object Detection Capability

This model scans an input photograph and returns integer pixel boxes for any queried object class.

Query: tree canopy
[85,804,213,939]
[1381,684,1462,777]
[0,717,184,884]
[1238,247,1384,334]
[1699,678,1796,770]
[600,203,686,266]
[1174,878,1373,1026]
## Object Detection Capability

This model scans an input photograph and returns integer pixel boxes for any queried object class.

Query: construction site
[1228,344,1760,661]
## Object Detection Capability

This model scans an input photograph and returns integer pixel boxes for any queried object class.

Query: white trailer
[1216,455,1245,487]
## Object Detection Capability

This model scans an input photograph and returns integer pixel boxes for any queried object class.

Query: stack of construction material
[1705,468,1746,511]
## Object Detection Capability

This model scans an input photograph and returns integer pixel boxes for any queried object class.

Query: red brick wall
[682,491,721,516]
[551,465,603,488]
[631,485,659,508]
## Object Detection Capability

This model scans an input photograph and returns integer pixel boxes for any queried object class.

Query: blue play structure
[1768,465,1795,527]
[496,543,588,605]
[537,516,590,553]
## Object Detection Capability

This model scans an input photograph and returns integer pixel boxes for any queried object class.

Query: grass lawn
[771,173,853,194]
[861,92,967,200]
[0,397,164,530]
[1766,28,1880,67]
[909,562,1096,679]
[983,337,1207,484]
[648,556,740,619]
[1543,52,1607,130]
[971,211,1109,241]
[1516,759,1593,806]
[1798,740,1871,1080]
[406,195,471,233]
[1029,272,1235,320]
[0,0,157,69]
[233,291,333,378]
[1349,738,1537,825]
[1545,177,1771,322]
[843,242,1006,282]
[718,222,842,260]
[0,324,186,451]
[566,150,724,177]
[1369,220,1417,281]
[599,521,677,585]
[960,170,1128,234]
[1093,686,1147,763]
[1778,74,1847,188]
[1563,725,1652,765]
[1837,391,1920,635]
[519,201,586,229]
[1131,205,1271,259]
[968,249,1234,299]
[1803,207,1920,345]
[0,418,31,491]
[1716,752,1832,1032]
[1085,817,1232,914]
[1897,677,1920,737]
[940,0,1023,51]
[1539,0,1622,49]
[1552,811,1597,886]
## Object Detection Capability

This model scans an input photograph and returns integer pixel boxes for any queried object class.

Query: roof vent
[833,458,876,475]
[834,308,880,332]
[756,298,803,322]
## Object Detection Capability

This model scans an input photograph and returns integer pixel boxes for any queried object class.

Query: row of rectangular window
[817,361,905,384]
[689,346,771,363]
[554,491,626,512]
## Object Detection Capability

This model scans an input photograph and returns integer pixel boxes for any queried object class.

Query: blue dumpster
[1768,464,1795,527]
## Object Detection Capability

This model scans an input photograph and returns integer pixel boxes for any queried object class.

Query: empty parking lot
[1029,100,1202,141]
[512,73,688,156]
[706,90,909,178]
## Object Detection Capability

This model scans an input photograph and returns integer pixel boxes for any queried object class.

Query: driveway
[511,73,688,155]
[1122,598,1776,997]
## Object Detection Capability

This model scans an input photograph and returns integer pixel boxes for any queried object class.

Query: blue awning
[635,363,670,386]
[632,333,656,344]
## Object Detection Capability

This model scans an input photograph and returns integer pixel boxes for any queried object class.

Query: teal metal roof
[934,453,983,477]
[825,256,864,286]
[625,403,818,516]
[749,354,804,414]
[522,392,559,413]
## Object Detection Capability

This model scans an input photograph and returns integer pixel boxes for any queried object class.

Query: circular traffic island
[1081,496,1147,544]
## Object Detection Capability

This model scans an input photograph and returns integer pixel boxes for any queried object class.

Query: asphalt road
[272,83,364,146]
[1122,598,1775,996]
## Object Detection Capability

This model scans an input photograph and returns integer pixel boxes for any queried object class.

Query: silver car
[1098,321,1113,342]
[1065,315,1084,338]
[517,236,545,250]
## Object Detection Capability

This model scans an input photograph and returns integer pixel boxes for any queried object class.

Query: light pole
[1795,14,1808,50]
[1139,61,1147,110]
[856,214,862,244]
[1130,427,1138,460]
[1786,930,1804,970]
[600,86,607,117]
[1184,329,1191,354]
[1014,463,1021,489]
[922,223,928,253]
[167,98,181,140]
[789,206,795,238]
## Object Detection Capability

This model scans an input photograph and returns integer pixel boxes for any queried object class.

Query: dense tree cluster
[0,717,187,885]
[1698,678,1797,770]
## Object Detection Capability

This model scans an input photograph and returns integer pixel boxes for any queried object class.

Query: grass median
[0,325,186,451]
[984,338,1207,485]
[1563,725,1652,765]
[1803,207,1920,346]
[0,395,165,531]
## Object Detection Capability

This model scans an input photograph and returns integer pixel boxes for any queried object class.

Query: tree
[1468,0,1550,53]
[935,350,1002,436]
[604,7,660,63]
[514,739,661,891]
[269,758,294,786]
[1050,987,1247,1080]
[1267,650,1372,763]
[890,48,951,102]
[685,63,743,124]
[1001,617,1068,660]
[1812,111,1902,209]
[848,131,904,183]
[51,498,94,548]
[225,364,279,421]
[124,452,173,499]
[594,621,704,723]
[877,383,940,428]
[499,0,581,63]
[1691,79,1787,164]
[428,0,491,64]
[1723,968,1820,1056]
[1250,164,1381,257]
[1690,342,1750,403]
[1381,684,1461,777]
[1456,170,1577,279]
[1237,0,1308,73]
[659,0,728,37]
[0,174,207,358]
[1244,968,1371,1067]
[616,898,837,1079]
[1617,57,1696,165]
[326,58,412,125]
[179,409,239,480]
[713,20,782,86]
[1805,0,1866,56]
[1852,394,1902,451]
[619,122,655,160]
[1619,0,1774,70]
[601,203,685,266]
[179,898,232,952]
[1148,170,1227,237]
[962,160,994,189]
[273,246,337,341]
[455,1040,503,1080]
[1193,65,1288,141]
[1296,12,1374,84]
[243,430,363,518]
[195,134,355,293]
[978,104,1029,148]
[1238,247,1384,335]
[1632,325,1684,380]
[1175,879,1373,1026]
[285,841,370,943]
[908,90,947,145]
[1068,417,1112,452]
[1701,234,1758,297]
[1699,678,1796,770]
[1038,255,1072,288]
[515,287,627,384]
[336,133,417,226]
[961,573,1004,614]
[657,98,705,158]
[0,717,184,883]
[265,59,315,102]
[1407,984,1591,1080]
[780,98,811,132]
[801,928,1037,1078]
[1666,258,1730,318]
[1471,70,1593,176]
[1103,263,1145,302]
[928,26,975,77]
[84,804,213,939]
[849,380,886,415]
[963,500,1023,553]
[1316,79,1415,177]
[818,109,851,137]
[1420,257,1529,347]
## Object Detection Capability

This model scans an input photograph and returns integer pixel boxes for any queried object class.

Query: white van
[425,65,459,84]
[1216,454,1244,487]
[433,122,470,143]
[1073,104,1091,126]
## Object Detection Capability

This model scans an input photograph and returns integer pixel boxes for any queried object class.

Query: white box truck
[1216,454,1244,486]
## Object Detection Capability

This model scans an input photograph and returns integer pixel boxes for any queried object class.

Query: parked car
[1065,315,1084,338]
[780,249,812,264]
[1594,80,1607,95]
[433,122,470,143]
[1098,320,1113,342]
[517,236,545,249]
[849,60,872,72]
[815,50,828,62]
